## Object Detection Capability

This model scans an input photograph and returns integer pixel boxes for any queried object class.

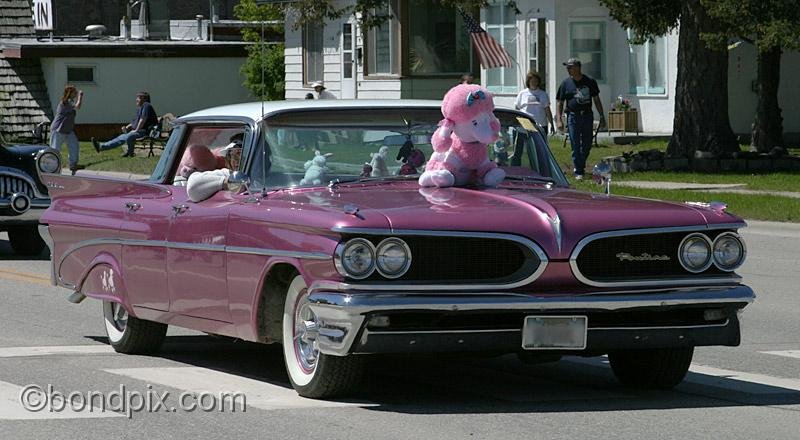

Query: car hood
[2,144,48,157]
[274,182,743,259]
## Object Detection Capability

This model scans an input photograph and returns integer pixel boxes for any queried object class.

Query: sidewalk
[615,180,800,199]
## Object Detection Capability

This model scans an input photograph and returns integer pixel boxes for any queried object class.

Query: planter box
[663,157,689,171]
[691,159,719,173]
[607,110,639,135]
[719,159,747,172]
[747,158,772,172]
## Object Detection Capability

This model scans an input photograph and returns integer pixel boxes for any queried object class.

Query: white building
[283,0,800,137]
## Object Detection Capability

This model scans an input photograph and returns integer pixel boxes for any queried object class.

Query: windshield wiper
[328,174,419,189]
[504,175,556,185]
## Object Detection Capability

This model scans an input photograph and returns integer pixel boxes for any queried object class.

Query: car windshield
[249,107,567,190]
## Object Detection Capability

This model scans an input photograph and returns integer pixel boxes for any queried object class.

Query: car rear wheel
[608,347,694,389]
[7,225,46,255]
[282,274,363,398]
[103,301,167,354]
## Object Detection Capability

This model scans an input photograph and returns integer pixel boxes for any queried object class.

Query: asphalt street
[0,221,798,439]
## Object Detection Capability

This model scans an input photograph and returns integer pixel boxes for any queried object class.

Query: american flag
[458,8,512,69]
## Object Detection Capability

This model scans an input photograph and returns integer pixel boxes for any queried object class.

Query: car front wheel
[103,301,167,354]
[282,274,363,398]
[608,347,694,389]
[7,225,46,255]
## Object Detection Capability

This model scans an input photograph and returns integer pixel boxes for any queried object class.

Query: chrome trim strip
[0,167,48,199]
[570,224,746,288]
[54,237,329,287]
[589,319,730,331]
[331,228,549,291]
[365,328,519,335]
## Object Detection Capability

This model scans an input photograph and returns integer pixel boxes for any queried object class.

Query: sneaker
[574,174,584,180]
[91,137,100,153]
[69,164,85,175]
[121,151,135,158]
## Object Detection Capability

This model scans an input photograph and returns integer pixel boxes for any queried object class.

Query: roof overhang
[0,39,254,59]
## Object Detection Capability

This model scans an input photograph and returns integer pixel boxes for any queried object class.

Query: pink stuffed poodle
[419,84,504,187]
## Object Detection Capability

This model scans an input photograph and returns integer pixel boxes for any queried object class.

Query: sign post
[31,0,54,41]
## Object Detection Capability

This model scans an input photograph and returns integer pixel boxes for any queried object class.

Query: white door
[341,22,356,99]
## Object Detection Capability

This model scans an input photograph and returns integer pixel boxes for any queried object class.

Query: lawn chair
[138,113,177,157]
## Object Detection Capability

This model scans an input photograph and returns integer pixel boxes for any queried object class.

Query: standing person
[311,81,337,100]
[91,91,158,157]
[515,71,554,135]
[50,85,84,175]
[555,58,605,179]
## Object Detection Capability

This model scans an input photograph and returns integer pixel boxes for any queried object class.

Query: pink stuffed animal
[419,84,504,187]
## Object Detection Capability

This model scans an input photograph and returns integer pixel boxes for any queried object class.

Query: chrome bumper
[307,285,755,356]
[0,199,49,224]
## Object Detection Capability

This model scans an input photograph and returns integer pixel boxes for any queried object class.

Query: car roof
[179,100,451,123]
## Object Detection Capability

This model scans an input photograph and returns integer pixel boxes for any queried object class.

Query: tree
[235,0,285,100]
[600,0,739,157]
[701,0,800,153]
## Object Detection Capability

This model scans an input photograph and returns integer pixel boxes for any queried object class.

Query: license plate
[521,316,587,350]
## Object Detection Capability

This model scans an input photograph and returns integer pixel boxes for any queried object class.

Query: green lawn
[60,142,160,176]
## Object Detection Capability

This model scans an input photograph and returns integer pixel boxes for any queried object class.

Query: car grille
[343,234,542,284]
[0,175,35,199]
[573,230,731,284]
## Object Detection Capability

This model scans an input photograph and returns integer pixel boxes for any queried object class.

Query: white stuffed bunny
[369,146,390,177]
[300,150,333,186]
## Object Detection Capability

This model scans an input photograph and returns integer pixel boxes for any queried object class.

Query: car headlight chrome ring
[712,232,746,271]
[375,237,412,279]
[334,238,376,280]
[678,233,713,273]
[37,151,61,174]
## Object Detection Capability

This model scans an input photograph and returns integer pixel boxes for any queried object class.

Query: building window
[367,0,400,76]
[569,22,605,82]
[628,31,666,95]
[66,66,95,83]
[408,0,471,75]
[304,23,324,85]
[528,18,546,86]
[484,2,517,94]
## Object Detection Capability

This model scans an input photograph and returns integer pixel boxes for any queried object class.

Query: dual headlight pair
[679,232,746,273]
[335,237,412,280]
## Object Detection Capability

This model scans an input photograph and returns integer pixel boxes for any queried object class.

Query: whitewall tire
[102,301,167,354]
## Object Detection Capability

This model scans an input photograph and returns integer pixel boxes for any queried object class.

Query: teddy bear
[396,139,426,175]
[300,150,333,185]
[418,84,505,188]
[369,145,390,177]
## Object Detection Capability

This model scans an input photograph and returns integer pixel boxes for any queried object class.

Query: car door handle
[171,204,190,215]
[125,202,141,212]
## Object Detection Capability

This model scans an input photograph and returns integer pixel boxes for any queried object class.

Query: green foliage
[700,0,800,52]
[234,0,285,100]
[598,0,682,43]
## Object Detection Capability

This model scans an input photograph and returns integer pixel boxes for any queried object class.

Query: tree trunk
[751,46,783,153]
[667,0,739,157]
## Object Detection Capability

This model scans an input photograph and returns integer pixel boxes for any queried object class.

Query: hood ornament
[592,161,612,195]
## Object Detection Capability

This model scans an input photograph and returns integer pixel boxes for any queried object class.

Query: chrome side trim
[366,328,519,335]
[589,319,730,331]
[54,237,329,287]
[331,228,549,291]
[570,224,745,288]
[0,167,48,199]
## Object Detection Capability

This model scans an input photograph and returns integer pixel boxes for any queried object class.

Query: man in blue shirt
[92,91,158,157]
[555,58,606,179]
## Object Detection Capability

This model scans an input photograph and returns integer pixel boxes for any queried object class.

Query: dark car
[0,141,61,254]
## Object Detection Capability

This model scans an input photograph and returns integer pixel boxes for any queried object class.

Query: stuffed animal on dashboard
[397,139,426,175]
[300,150,333,186]
[418,84,504,187]
[369,145,390,177]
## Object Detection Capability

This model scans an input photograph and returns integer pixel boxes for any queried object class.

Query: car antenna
[260,17,268,197]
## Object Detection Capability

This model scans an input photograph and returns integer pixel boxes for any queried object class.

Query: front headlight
[678,233,713,273]
[335,238,376,279]
[38,151,61,173]
[712,232,746,271]
[375,238,412,278]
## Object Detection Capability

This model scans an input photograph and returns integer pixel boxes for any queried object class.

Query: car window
[251,108,567,190]
[165,124,246,185]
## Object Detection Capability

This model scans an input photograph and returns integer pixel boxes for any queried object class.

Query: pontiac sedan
[39,100,754,398]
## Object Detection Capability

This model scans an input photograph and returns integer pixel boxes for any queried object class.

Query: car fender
[75,252,134,315]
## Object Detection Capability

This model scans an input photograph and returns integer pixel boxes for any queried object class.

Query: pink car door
[119,190,173,311]
[165,186,232,323]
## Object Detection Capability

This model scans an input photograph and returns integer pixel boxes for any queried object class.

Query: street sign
[31,0,54,31]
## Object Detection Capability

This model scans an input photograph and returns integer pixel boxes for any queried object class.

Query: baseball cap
[562,58,581,66]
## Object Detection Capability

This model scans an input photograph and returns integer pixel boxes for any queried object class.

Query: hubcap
[106,302,128,332]
[294,300,320,373]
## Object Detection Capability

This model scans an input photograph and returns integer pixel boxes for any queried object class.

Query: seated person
[184,143,242,202]
[173,144,224,187]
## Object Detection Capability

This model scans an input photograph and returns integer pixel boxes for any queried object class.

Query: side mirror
[592,162,612,195]
[228,171,251,193]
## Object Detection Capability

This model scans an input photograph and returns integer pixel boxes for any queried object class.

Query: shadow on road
[86,334,800,414]
[0,235,50,260]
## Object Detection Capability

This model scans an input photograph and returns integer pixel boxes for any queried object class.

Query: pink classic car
[39,101,753,398]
